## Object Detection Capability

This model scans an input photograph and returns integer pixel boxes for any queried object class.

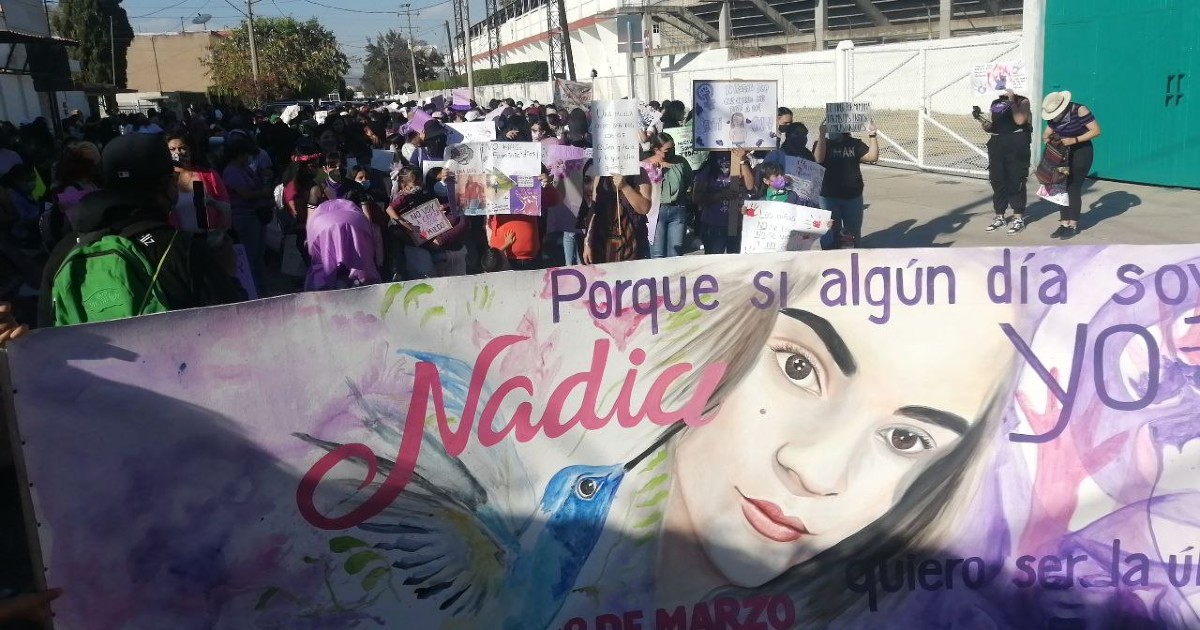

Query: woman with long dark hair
[582,168,653,264]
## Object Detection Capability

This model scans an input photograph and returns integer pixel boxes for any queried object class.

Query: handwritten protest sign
[783,156,825,206]
[971,61,1029,95]
[739,199,831,253]
[590,100,641,175]
[664,124,709,171]
[447,122,497,145]
[692,80,777,150]
[400,197,453,244]
[446,141,542,215]
[13,245,1200,629]
[826,102,872,133]
[452,88,472,110]
[553,79,593,113]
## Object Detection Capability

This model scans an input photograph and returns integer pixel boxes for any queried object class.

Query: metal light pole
[462,0,474,98]
[400,4,420,97]
[109,16,117,85]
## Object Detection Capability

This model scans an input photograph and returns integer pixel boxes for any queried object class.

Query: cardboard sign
[405,107,432,133]
[663,124,708,171]
[446,122,497,145]
[739,199,831,253]
[400,198,453,244]
[14,246,1200,629]
[783,156,825,206]
[553,79,593,113]
[692,80,777,150]
[971,61,1029,95]
[445,141,542,215]
[370,149,396,172]
[589,100,642,175]
[825,102,872,134]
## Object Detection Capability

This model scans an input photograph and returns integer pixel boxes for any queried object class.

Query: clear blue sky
[116,0,491,82]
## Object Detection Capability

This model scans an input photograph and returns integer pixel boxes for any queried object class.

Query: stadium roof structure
[469,0,1023,57]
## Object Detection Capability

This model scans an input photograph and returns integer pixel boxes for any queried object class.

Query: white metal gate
[848,35,1022,178]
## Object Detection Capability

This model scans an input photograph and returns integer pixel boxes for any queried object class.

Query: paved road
[858,167,1200,248]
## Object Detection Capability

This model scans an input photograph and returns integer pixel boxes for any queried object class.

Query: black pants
[1062,141,1093,222]
[987,131,1031,215]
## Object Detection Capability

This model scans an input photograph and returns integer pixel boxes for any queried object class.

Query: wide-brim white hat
[1041,91,1071,120]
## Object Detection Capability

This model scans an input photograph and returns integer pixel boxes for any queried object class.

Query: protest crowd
[0,83,1103,623]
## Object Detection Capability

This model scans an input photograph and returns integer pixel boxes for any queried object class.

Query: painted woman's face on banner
[672,290,1017,587]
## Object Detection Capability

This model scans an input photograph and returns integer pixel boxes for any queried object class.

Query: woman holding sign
[814,120,879,249]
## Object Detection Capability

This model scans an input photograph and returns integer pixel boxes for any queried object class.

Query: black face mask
[778,125,789,134]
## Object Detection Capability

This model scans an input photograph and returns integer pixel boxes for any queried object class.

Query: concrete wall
[126,32,216,94]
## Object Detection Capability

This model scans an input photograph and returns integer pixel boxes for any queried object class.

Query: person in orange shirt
[487,173,557,270]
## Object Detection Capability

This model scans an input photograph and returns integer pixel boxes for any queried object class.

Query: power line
[131,0,192,18]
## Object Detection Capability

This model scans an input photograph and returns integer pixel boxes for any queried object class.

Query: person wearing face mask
[320,152,348,201]
[775,107,794,142]
[693,149,754,255]
[813,119,879,249]
[643,133,693,258]
[757,162,794,203]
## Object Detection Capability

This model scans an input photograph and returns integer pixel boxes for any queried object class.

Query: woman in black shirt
[977,88,1032,234]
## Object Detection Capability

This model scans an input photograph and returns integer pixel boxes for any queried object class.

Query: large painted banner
[554,79,593,113]
[7,246,1200,630]
[445,141,542,216]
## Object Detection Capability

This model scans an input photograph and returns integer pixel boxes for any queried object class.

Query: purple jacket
[304,199,381,291]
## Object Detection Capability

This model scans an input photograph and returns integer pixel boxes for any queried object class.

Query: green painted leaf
[665,304,703,332]
[344,550,383,575]
[255,587,280,610]
[637,473,668,494]
[635,490,669,508]
[403,283,434,313]
[380,283,404,317]
[420,306,446,327]
[641,448,668,472]
[632,510,663,529]
[329,536,367,553]
[361,566,389,590]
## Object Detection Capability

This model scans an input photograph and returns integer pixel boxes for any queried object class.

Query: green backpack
[51,223,178,326]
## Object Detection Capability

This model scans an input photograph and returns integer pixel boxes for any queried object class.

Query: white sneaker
[985,215,1007,232]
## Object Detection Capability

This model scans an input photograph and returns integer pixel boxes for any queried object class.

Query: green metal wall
[1044,0,1198,188]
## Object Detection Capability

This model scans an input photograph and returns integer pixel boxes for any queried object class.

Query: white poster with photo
[400,198,453,245]
[825,102,872,134]
[692,80,777,150]
[589,100,641,175]
[739,200,832,253]
[783,156,825,206]
[971,61,1029,95]
[445,142,543,215]
[447,122,497,145]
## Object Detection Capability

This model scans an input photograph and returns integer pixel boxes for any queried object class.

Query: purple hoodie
[304,199,381,291]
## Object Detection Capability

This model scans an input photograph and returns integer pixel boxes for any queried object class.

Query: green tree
[206,17,349,104]
[360,30,445,97]
[51,0,134,87]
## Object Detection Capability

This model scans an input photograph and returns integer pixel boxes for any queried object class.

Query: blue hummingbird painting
[295,351,670,630]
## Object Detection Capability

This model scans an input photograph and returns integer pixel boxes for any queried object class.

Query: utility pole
[461,0,475,99]
[399,4,420,97]
[444,20,457,85]
[379,36,395,97]
[246,0,260,86]
[109,16,116,85]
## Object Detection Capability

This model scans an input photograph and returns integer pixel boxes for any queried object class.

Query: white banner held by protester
[692,80,777,150]
[825,102,872,134]
[553,79,593,113]
[783,156,825,206]
[401,198,453,245]
[740,200,831,253]
[446,122,497,145]
[971,61,1029,95]
[590,100,641,176]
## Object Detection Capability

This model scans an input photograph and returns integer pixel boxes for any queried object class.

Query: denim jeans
[819,196,865,249]
[651,203,686,258]
[700,223,729,254]
[561,230,580,266]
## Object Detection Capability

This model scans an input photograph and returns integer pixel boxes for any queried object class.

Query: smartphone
[972,105,983,119]
[193,180,208,230]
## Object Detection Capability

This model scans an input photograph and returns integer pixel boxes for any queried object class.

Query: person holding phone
[976,88,1032,235]
[166,134,231,235]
